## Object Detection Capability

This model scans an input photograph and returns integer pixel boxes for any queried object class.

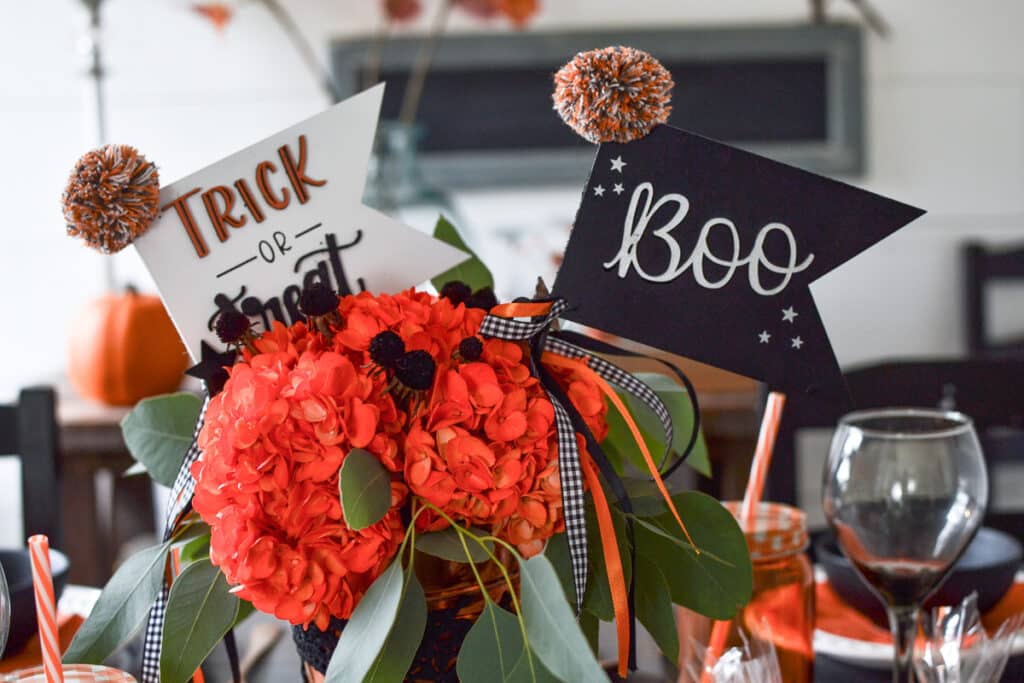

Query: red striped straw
[700,392,786,682]
[28,535,63,683]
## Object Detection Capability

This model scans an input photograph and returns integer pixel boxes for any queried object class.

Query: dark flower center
[440,281,472,305]
[214,310,252,344]
[464,287,498,311]
[298,282,340,317]
[369,331,406,368]
[458,337,484,362]
[395,350,436,391]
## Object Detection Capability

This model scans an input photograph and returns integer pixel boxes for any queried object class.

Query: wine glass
[822,408,988,683]
[0,559,9,658]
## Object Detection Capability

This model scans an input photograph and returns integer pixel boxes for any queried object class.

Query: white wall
[2,0,1024,401]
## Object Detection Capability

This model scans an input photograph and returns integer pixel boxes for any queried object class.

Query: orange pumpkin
[68,289,189,406]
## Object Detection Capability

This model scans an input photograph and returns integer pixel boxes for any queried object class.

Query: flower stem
[414,501,539,682]
[398,0,452,125]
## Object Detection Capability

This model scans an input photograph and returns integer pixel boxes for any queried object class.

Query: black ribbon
[483,297,702,672]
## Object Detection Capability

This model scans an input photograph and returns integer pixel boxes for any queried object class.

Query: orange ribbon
[488,299,701,676]
[579,454,631,679]
[542,353,698,551]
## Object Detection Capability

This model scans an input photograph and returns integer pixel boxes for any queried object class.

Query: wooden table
[57,391,155,586]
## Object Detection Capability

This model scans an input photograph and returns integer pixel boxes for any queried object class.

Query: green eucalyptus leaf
[416,526,492,563]
[602,374,712,480]
[430,215,494,293]
[325,560,404,683]
[542,533,576,606]
[64,541,171,664]
[519,555,606,683]
[622,477,690,518]
[338,448,391,531]
[632,372,711,477]
[457,599,528,682]
[634,491,752,619]
[580,610,600,657]
[177,532,211,565]
[365,573,426,683]
[161,558,240,683]
[635,555,679,662]
[581,502,631,621]
[119,393,202,487]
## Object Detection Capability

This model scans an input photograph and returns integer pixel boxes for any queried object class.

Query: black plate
[1,548,70,655]
[817,526,1021,626]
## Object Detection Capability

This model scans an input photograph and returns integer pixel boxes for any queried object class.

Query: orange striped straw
[28,535,63,683]
[740,392,787,524]
[700,392,786,682]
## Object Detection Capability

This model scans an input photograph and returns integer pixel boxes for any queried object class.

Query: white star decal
[613,183,624,195]
[610,156,627,172]
[791,336,804,349]
[782,306,798,323]
[593,185,606,197]
[758,331,771,344]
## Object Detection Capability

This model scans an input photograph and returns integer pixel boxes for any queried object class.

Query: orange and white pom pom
[553,45,674,144]
[62,145,160,254]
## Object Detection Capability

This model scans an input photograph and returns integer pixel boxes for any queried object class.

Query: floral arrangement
[192,285,590,631]
[59,45,753,683]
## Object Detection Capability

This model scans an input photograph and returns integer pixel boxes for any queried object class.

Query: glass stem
[887,605,920,683]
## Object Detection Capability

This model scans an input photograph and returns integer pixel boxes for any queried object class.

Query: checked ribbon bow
[480,298,702,675]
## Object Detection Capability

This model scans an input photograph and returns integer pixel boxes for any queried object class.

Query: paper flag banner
[133,84,469,360]
[553,125,925,404]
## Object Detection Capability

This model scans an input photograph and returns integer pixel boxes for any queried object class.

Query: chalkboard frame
[330,22,864,188]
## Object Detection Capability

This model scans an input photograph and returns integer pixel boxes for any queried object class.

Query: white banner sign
[134,85,468,360]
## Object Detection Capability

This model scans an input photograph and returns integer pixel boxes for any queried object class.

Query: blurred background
[3,0,1024,580]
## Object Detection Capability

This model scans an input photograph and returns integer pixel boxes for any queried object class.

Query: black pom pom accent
[370,331,406,368]
[395,350,436,391]
[464,287,499,311]
[299,282,340,316]
[214,310,251,344]
[458,337,483,362]
[440,281,472,305]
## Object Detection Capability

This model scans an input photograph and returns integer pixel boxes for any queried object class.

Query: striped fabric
[4,665,136,682]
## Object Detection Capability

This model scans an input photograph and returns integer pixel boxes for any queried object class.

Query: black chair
[0,387,61,548]
[765,358,1024,536]
[963,241,1024,356]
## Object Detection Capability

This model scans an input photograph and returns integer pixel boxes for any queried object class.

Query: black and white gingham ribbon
[480,299,678,616]
[141,397,208,683]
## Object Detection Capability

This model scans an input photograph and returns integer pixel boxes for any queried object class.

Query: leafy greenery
[520,554,607,682]
[416,527,493,563]
[602,374,711,479]
[364,573,426,683]
[64,541,171,664]
[430,215,494,293]
[458,599,557,683]
[325,560,405,683]
[635,555,678,662]
[633,491,752,619]
[581,500,631,621]
[542,533,576,607]
[338,448,392,531]
[177,531,211,565]
[119,393,203,487]
[161,559,240,683]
